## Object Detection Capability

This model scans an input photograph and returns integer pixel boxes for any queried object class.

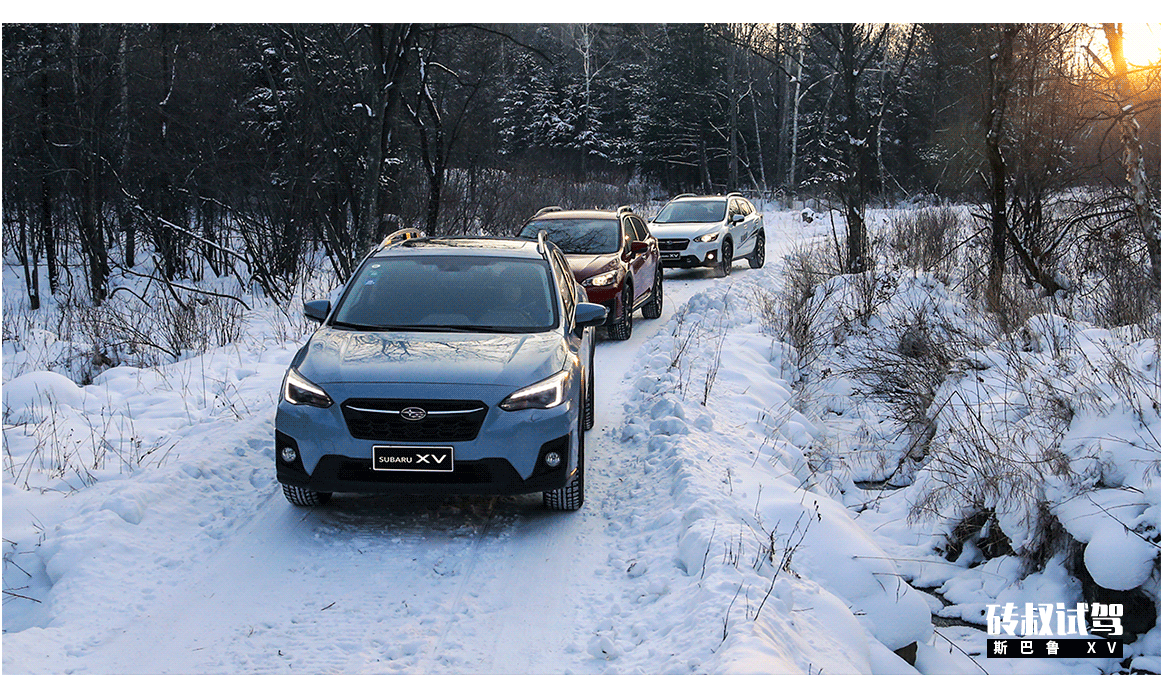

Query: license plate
[372,446,454,472]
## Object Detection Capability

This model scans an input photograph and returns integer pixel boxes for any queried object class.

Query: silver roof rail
[672,193,696,200]
[726,192,743,198]
[379,227,424,248]
[533,206,563,218]
[536,229,550,258]
[616,205,634,215]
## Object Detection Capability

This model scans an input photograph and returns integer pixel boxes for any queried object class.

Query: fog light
[706,251,716,261]
[544,451,562,468]
[280,446,298,463]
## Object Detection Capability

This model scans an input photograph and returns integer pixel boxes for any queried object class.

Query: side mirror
[630,240,649,254]
[304,299,331,323]
[731,214,745,223]
[574,302,608,334]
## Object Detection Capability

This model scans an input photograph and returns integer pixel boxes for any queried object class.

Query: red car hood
[563,253,620,282]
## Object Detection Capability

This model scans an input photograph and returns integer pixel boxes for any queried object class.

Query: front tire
[642,265,663,319]
[717,239,733,277]
[544,401,585,511]
[282,483,331,507]
[608,282,633,340]
[748,230,766,269]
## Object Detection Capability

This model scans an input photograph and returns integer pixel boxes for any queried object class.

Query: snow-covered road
[3,227,771,673]
[6,214,980,674]
[91,267,716,675]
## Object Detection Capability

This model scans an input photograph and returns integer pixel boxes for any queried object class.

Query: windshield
[518,218,621,254]
[331,255,557,333]
[652,200,727,224]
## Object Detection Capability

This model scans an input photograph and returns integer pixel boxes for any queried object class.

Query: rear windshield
[331,255,557,333]
[652,200,727,224]
[519,218,620,254]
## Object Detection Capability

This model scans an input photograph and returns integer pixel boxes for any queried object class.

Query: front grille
[658,238,689,252]
[341,398,488,442]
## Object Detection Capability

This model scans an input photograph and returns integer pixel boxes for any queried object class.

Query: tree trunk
[728,49,739,190]
[79,170,110,304]
[118,25,135,269]
[788,40,804,208]
[18,204,41,310]
[698,138,713,193]
[356,24,414,251]
[70,24,111,304]
[775,28,790,194]
[1103,23,1162,289]
[840,24,867,274]
[38,26,58,293]
[39,172,56,296]
[747,58,767,194]
[984,25,1018,312]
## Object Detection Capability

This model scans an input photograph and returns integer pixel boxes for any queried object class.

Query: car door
[744,198,763,248]
[727,198,749,256]
[624,215,656,306]
[633,215,660,274]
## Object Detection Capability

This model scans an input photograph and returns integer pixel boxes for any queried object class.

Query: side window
[617,217,633,246]
[629,216,649,242]
[728,199,742,218]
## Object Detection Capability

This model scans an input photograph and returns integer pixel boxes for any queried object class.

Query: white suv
[648,193,765,277]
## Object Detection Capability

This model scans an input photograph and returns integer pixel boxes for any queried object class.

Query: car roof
[531,209,621,220]
[371,236,548,260]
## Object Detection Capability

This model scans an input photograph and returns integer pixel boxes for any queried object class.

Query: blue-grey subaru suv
[275,230,607,510]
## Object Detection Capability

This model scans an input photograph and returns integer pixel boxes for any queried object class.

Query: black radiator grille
[341,398,488,442]
[658,238,689,252]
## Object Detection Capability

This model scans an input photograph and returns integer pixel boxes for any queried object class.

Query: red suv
[518,207,662,340]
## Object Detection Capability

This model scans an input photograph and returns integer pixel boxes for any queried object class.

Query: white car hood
[648,221,723,239]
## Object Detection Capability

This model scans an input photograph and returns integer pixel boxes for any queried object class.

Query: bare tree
[1102,23,1161,289]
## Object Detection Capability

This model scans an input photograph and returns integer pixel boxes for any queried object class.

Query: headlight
[282,368,333,408]
[695,232,720,243]
[499,369,571,411]
[583,271,618,288]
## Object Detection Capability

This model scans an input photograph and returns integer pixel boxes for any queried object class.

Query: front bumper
[275,381,579,496]
[659,240,720,268]
[578,283,622,324]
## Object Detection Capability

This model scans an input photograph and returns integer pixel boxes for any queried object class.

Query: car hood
[295,326,568,389]
[648,222,723,238]
[563,253,620,280]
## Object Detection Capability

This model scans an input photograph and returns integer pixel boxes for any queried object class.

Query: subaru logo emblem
[400,406,427,421]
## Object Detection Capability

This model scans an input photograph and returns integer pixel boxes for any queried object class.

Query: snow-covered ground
[3,209,1158,674]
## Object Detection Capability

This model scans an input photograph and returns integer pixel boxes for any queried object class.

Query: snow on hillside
[781,262,1160,673]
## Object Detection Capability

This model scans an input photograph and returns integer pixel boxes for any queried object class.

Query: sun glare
[1119,23,1161,67]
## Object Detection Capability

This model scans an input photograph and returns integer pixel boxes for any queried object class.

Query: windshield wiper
[330,320,382,331]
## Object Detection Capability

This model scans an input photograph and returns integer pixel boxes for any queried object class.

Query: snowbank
[611,282,944,672]
[794,264,1160,671]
